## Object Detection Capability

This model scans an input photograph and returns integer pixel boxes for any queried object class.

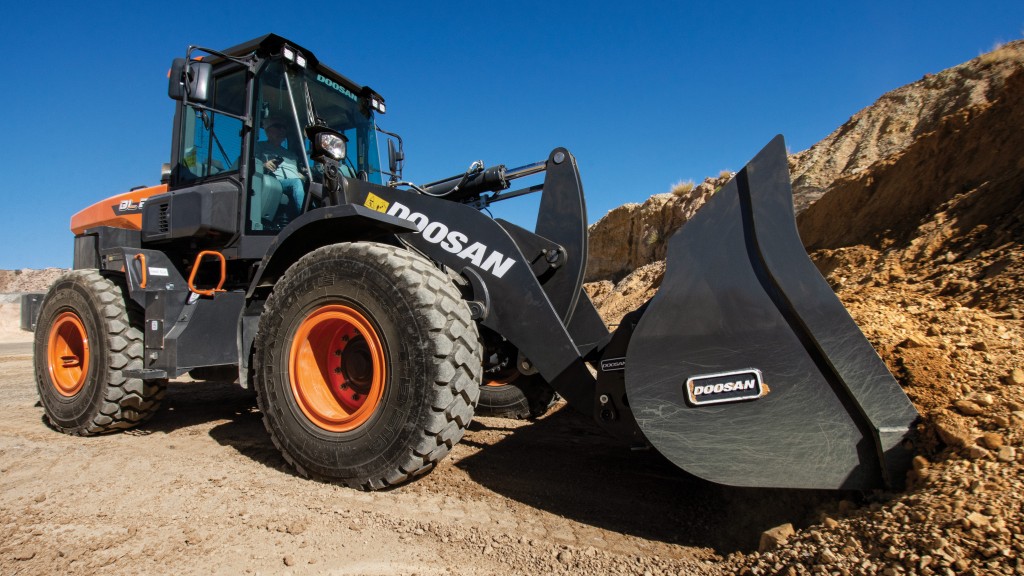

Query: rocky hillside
[798,67,1024,314]
[587,40,1024,285]
[790,40,1024,213]
[585,174,729,282]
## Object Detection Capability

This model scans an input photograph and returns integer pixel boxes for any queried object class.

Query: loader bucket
[622,135,918,490]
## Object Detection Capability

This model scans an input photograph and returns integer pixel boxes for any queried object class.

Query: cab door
[159,65,249,249]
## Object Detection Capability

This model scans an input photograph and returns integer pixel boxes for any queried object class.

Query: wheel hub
[289,305,386,432]
[47,311,90,397]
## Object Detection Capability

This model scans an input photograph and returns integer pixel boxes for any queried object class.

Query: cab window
[177,69,245,181]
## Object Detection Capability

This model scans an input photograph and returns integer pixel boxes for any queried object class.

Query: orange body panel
[70,185,168,235]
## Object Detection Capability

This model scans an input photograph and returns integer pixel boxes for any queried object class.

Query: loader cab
[156,34,387,256]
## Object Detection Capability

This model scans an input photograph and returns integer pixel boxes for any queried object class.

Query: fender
[244,203,418,298]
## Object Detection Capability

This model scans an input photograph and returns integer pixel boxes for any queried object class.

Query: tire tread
[37,270,165,435]
[254,242,482,489]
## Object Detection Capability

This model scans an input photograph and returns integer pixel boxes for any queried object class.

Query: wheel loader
[27,34,919,491]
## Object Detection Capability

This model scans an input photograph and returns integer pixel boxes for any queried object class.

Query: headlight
[318,132,347,161]
[305,125,348,164]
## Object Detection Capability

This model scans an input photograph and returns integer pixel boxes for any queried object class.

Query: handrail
[188,251,226,296]
[132,253,148,289]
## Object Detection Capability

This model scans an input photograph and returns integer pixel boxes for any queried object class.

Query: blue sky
[2,1,1022,269]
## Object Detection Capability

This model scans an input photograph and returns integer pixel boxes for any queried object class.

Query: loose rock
[1004,368,1024,385]
[954,400,985,416]
[979,432,1004,450]
[759,523,795,552]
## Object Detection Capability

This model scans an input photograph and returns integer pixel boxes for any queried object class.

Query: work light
[306,125,348,163]
[282,45,307,68]
[318,132,347,161]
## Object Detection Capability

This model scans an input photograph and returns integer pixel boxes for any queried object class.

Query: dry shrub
[670,179,695,196]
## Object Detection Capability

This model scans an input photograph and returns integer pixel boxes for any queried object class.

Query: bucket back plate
[623,136,918,490]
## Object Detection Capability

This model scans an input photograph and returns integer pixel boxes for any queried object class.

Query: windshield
[257,60,383,185]
[248,59,384,232]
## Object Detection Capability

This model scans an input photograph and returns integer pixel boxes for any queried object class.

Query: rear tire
[34,270,166,435]
[254,242,482,489]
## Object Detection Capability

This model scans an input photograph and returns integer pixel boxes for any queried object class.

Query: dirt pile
[799,67,1024,314]
[0,269,65,343]
[0,269,65,294]
[583,42,1024,575]
[584,261,664,325]
[714,281,1024,575]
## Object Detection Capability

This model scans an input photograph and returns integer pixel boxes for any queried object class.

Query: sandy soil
[0,307,858,576]
[7,270,1024,575]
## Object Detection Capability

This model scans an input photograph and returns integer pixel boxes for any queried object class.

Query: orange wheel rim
[485,372,519,387]
[47,312,90,397]
[289,304,386,432]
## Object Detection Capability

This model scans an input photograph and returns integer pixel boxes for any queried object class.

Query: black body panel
[142,181,241,243]
[533,148,588,325]
[74,227,142,270]
[109,247,242,378]
[20,293,44,332]
[244,203,419,294]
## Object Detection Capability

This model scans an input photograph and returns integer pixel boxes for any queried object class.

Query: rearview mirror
[168,58,212,103]
[387,139,404,180]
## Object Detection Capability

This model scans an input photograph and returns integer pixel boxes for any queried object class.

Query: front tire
[477,334,556,419]
[254,242,482,489]
[478,376,556,419]
[34,270,165,435]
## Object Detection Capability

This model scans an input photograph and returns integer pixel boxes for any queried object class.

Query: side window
[179,69,245,180]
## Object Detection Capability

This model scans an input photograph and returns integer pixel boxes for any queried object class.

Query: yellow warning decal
[364,192,390,213]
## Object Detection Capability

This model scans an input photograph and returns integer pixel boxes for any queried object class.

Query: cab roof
[212,33,370,101]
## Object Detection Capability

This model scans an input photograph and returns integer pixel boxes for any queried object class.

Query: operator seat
[250,172,286,230]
